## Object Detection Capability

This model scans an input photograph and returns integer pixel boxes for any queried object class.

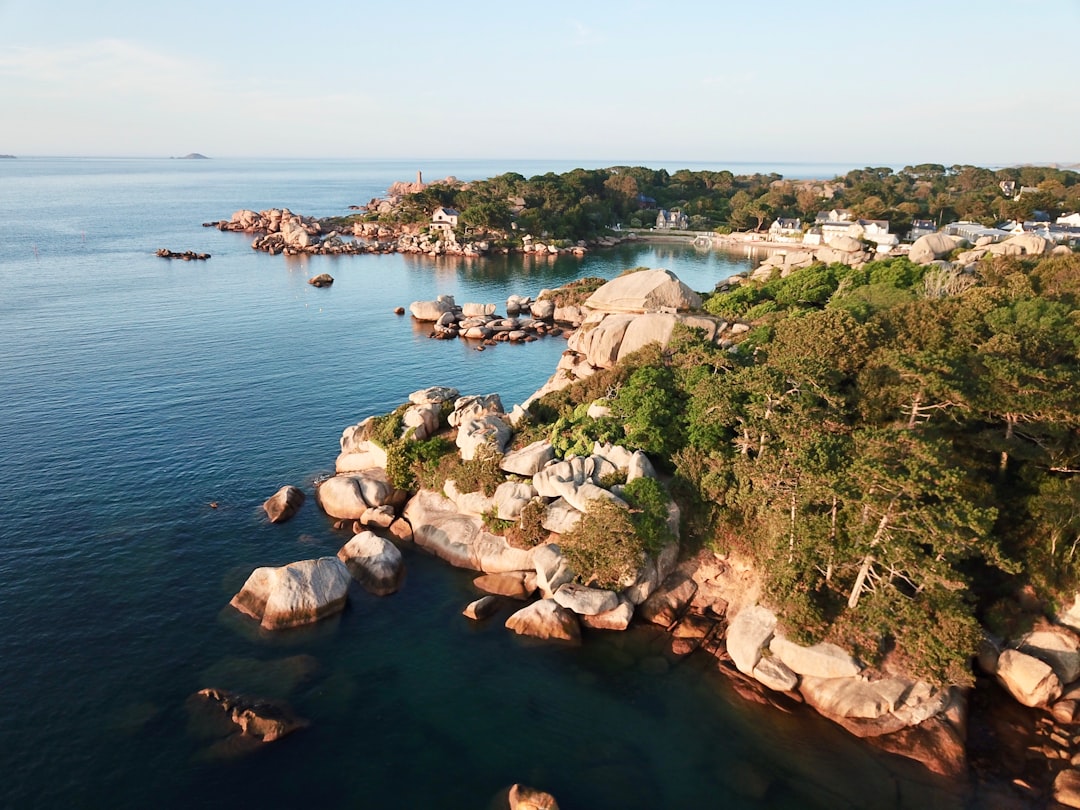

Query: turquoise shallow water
[0,158,974,808]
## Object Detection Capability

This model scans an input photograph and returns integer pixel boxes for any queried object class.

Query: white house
[857,219,898,251]
[431,206,460,232]
[814,209,854,224]
[1057,213,1080,227]
[768,217,803,243]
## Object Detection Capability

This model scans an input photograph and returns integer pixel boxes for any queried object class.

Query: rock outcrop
[229,557,351,630]
[262,485,305,524]
[403,489,533,573]
[909,233,962,264]
[997,648,1063,707]
[582,268,702,313]
[316,470,397,519]
[455,414,512,461]
[501,440,556,476]
[337,531,404,596]
[505,598,581,642]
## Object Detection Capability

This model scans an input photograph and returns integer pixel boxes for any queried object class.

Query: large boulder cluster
[908,231,1054,271]
[977,614,1080,800]
[326,377,692,645]
[723,602,967,776]
[205,208,392,256]
[524,269,736,405]
[395,228,492,257]
[409,293,568,346]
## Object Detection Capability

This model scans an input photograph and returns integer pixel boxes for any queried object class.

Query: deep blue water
[0,158,969,809]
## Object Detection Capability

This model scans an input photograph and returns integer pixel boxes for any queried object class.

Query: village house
[767,217,803,243]
[908,219,937,241]
[1003,220,1080,245]
[430,206,460,233]
[656,209,689,230]
[1057,212,1080,227]
[814,209,854,224]
[857,219,899,251]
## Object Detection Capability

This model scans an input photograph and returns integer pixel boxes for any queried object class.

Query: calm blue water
[0,158,969,809]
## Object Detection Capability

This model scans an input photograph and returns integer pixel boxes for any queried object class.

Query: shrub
[538,277,607,308]
[621,476,676,555]
[560,499,647,590]
[503,499,549,549]
[385,434,455,492]
[548,409,624,458]
[439,449,505,497]
[611,365,684,458]
[364,405,408,448]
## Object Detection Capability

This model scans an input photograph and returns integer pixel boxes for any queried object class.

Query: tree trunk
[907,390,922,430]
[848,554,875,609]
[788,483,797,562]
[999,415,1016,474]
[847,499,895,609]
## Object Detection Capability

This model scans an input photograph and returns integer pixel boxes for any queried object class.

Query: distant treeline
[375,164,1080,243]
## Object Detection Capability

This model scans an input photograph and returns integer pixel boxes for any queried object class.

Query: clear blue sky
[1,0,1076,165]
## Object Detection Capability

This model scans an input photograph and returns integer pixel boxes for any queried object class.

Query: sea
[0,157,979,809]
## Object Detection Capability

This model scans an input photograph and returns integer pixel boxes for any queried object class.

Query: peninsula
[221,227,1080,803]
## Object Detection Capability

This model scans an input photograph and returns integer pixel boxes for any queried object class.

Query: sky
[0,0,1077,165]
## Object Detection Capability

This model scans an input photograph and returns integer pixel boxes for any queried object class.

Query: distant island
[0,154,15,159]
[173,153,209,160]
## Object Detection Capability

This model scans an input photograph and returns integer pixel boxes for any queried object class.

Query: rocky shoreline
[205,267,1080,808]
[203,207,633,259]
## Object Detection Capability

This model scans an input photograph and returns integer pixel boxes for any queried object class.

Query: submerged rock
[463,595,501,621]
[507,783,560,810]
[193,687,308,743]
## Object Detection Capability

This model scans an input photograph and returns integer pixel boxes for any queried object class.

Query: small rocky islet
[203,205,626,258]
[207,267,1080,807]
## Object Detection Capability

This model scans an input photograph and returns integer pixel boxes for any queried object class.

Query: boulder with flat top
[583,268,702,313]
[229,557,351,630]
